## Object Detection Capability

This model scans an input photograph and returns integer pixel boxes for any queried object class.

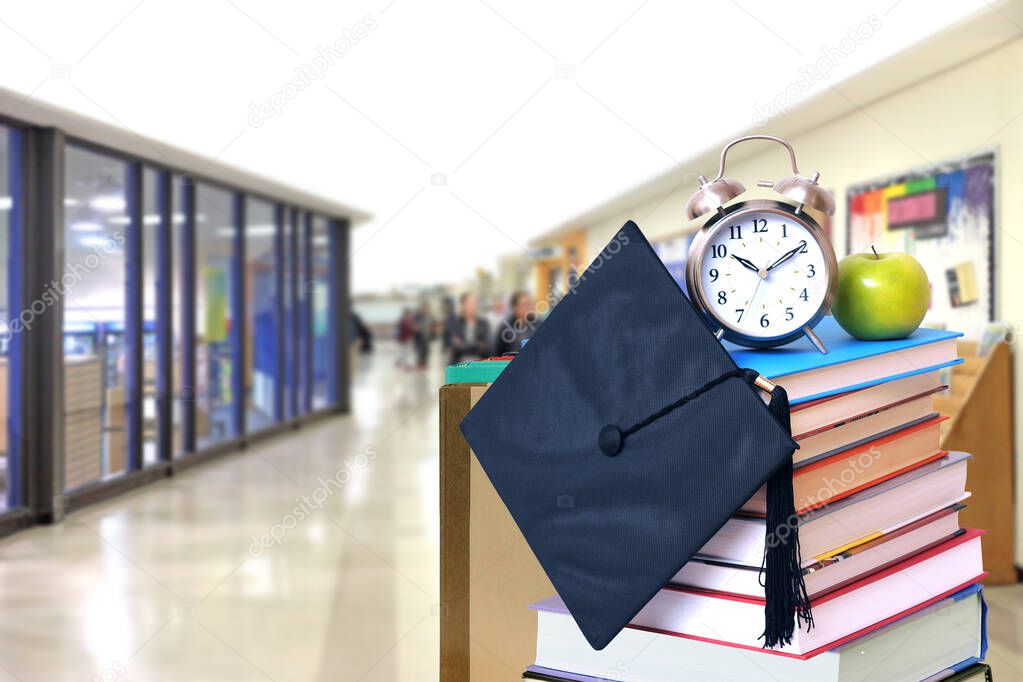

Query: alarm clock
[684,135,838,354]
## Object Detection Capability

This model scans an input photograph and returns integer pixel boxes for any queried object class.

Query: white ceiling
[0,0,992,294]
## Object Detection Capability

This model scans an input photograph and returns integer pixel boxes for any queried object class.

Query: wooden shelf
[441,384,552,681]
[935,340,1015,584]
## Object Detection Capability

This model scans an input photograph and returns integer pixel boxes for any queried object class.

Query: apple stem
[871,246,880,259]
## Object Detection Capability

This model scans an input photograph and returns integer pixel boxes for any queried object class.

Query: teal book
[444,360,510,384]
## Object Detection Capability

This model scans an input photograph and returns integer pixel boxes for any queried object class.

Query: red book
[792,385,944,462]
[789,370,945,436]
[533,529,985,658]
[742,416,948,515]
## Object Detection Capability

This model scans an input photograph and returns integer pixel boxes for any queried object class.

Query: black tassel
[760,382,813,648]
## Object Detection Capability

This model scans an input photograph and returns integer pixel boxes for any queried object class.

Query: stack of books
[524,318,990,682]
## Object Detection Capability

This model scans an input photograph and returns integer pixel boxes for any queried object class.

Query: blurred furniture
[143,355,158,443]
[935,340,1015,584]
[105,386,126,476]
[64,357,103,490]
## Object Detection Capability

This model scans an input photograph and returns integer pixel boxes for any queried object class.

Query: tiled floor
[0,345,444,682]
[0,344,1019,681]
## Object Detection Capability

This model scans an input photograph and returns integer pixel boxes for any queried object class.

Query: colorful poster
[203,266,229,342]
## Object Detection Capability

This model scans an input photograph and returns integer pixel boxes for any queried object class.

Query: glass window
[172,176,184,456]
[63,145,129,490]
[310,215,330,409]
[142,168,160,466]
[0,126,13,508]
[284,208,300,419]
[245,197,277,431]
[195,184,236,447]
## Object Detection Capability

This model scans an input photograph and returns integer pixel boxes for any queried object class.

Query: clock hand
[740,274,764,323]
[730,254,761,273]
[766,240,807,271]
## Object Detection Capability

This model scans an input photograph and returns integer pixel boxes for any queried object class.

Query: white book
[531,583,986,682]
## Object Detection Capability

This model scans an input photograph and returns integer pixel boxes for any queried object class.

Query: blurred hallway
[0,344,446,682]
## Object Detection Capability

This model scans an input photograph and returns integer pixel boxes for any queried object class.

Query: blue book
[726,316,962,405]
[921,585,989,681]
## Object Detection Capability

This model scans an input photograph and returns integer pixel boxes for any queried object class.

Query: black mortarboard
[460,221,812,651]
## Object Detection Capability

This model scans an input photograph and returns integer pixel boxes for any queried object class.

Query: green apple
[830,250,930,340]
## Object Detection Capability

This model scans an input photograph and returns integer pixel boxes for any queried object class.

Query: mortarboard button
[598,424,623,457]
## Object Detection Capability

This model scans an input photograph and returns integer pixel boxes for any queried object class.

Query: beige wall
[580,37,1023,562]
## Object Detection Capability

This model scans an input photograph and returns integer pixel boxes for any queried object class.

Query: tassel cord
[616,366,813,649]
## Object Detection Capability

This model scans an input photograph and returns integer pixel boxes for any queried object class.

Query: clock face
[696,209,830,339]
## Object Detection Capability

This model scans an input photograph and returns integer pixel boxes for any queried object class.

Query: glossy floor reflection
[0,343,1021,681]
[0,342,445,682]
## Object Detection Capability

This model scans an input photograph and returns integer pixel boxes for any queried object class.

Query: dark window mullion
[273,203,285,422]
[124,162,144,471]
[302,212,314,414]
[155,170,173,462]
[231,192,246,437]
[327,218,349,410]
[180,178,196,453]
[288,208,300,418]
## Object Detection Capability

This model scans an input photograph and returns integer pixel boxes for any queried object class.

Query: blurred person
[448,292,491,364]
[412,302,433,369]
[395,308,414,368]
[440,296,456,352]
[352,312,373,353]
[489,296,506,329]
[567,246,582,292]
[494,291,537,356]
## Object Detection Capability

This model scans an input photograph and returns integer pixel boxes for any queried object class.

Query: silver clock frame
[685,199,839,352]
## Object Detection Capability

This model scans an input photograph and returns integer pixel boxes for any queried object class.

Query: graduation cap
[460,221,812,651]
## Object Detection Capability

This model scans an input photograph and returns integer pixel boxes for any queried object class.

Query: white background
[0,0,988,293]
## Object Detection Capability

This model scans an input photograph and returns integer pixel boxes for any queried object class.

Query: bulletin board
[846,152,996,334]
[203,266,230,342]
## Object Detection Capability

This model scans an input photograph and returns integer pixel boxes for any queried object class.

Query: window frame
[0,120,353,530]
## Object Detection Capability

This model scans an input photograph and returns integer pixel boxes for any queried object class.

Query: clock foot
[714,327,724,340]
[804,325,827,354]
